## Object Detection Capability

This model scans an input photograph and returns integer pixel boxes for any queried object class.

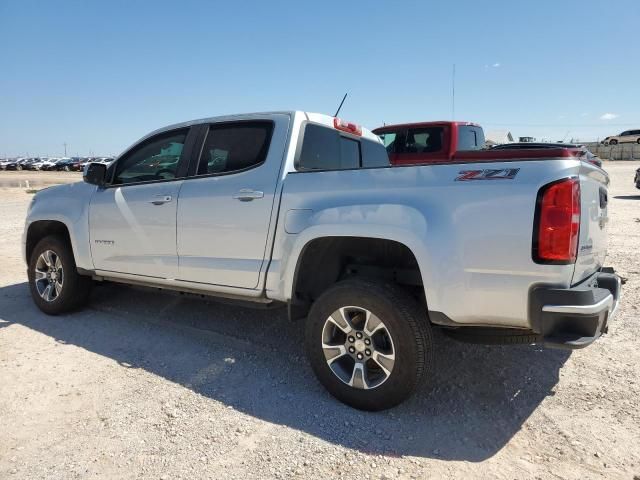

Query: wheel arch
[26,220,74,266]
[286,232,430,321]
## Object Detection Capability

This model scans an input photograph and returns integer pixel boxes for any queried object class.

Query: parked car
[70,158,88,171]
[23,111,620,410]
[491,143,603,167]
[39,158,59,171]
[5,158,28,170]
[372,121,486,165]
[22,158,43,171]
[634,168,640,189]
[53,158,75,171]
[30,158,49,170]
[602,129,640,145]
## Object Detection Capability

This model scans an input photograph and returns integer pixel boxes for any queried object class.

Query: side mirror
[83,162,107,186]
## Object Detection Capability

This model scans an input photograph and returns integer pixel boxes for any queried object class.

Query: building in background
[485,130,514,146]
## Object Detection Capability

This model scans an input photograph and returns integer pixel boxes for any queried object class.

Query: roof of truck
[372,121,481,132]
[138,111,380,145]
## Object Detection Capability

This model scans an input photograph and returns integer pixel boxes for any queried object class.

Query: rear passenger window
[297,123,389,171]
[197,122,273,175]
[361,139,390,168]
[339,137,360,169]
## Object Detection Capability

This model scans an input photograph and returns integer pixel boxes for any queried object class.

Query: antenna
[451,64,456,120]
[334,93,348,117]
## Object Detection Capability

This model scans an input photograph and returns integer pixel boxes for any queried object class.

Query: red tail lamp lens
[534,178,580,263]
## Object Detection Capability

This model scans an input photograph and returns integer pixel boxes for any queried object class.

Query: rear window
[297,124,389,171]
[361,139,390,167]
[457,126,485,151]
[339,137,360,169]
[403,127,444,153]
[197,122,273,175]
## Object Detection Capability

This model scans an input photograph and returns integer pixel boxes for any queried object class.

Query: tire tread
[28,235,92,315]
[305,278,433,410]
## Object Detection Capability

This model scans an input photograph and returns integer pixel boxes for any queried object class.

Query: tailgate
[572,163,610,285]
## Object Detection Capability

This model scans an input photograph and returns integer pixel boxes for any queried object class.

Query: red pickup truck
[372,121,485,165]
[372,121,601,166]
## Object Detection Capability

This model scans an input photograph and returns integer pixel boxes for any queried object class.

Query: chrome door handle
[150,195,172,205]
[232,189,264,202]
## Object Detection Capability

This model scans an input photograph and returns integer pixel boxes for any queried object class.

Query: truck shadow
[613,195,640,200]
[0,281,570,462]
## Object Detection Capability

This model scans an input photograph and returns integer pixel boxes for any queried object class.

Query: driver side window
[113,129,188,185]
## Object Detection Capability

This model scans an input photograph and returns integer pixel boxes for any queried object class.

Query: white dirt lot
[0,165,639,480]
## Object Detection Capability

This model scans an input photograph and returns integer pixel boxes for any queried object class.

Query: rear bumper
[530,268,622,349]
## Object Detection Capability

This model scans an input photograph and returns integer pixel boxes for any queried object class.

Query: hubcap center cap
[354,339,366,352]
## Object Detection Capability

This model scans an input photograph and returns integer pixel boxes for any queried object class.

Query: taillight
[334,117,362,136]
[533,178,580,264]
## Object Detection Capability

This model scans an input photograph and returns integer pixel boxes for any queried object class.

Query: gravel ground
[1,164,639,480]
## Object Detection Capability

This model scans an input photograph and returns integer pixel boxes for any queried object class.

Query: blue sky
[1,0,638,157]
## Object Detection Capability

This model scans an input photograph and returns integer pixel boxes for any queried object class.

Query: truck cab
[372,121,485,165]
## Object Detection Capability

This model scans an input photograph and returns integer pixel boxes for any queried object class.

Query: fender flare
[283,224,432,303]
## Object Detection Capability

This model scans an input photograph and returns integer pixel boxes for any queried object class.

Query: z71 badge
[455,168,520,181]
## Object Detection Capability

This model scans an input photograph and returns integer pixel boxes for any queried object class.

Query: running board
[92,273,279,308]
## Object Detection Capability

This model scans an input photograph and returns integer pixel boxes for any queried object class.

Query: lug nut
[349,346,356,354]
[364,338,371,345]
[365,349,371,356]
[357,353,364,360]
[356,332,363,339]
[348,336,355,343]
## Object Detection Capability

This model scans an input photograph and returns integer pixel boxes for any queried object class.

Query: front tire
[28,235,92,315]
[305,279,433,410]
[610,139,618,145]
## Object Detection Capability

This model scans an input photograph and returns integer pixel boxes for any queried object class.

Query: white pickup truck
[23,111,621,410]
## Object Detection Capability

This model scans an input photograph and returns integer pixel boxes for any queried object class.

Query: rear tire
[28,235,92,315]
[305,279,433,411]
